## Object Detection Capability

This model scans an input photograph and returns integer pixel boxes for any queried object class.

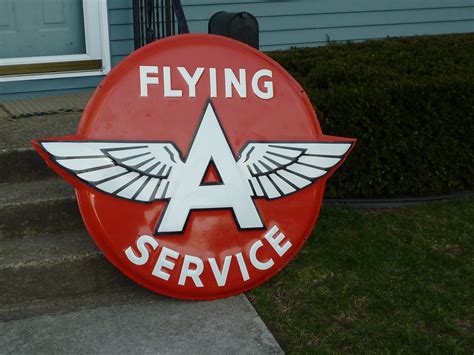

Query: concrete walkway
[1,295,282,354]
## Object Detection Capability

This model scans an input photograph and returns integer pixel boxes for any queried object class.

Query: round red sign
[33,34,355,300]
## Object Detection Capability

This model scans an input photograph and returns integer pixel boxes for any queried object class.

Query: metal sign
[33,34,355,300]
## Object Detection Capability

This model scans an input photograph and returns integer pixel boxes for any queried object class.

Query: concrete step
[0,178,81,238]
[0,284,156,322]
[0,148,56,182]
[0,229,132,306]
[0,293,282,354]
[0,91,90,119]
[0,112,80,182]
[1,284,155,322]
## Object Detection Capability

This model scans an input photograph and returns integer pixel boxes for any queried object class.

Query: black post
[145,0,155,44]
[172,0,189,34]
[133,0,140,49]
[164,0,171,36]
[133,0,189,49]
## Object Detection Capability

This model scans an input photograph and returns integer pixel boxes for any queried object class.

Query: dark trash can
[208,11,259,49]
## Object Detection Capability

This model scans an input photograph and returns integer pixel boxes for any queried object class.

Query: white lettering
[252,69,274,100]
[208,255,232,287]
[139,66,273,99]
[127,225,289,287]
[125,234,158,265]
[264,225,292,257]
[163,66,183,97]
[152,246,179,281]
[225,68,247,98]
[179,255,204,287]
[178,67,204,97]
[139,66,159,97]
[236,252,250,281]
[209,67,217,97]
[249,240,274,270]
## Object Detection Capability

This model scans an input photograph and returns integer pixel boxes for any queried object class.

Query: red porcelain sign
[33,34,355,300]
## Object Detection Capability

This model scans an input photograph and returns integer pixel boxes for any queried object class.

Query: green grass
[248,199,473,353]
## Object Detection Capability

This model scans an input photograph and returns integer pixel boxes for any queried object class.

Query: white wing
[40,141,183,202]
[237,142,352,199]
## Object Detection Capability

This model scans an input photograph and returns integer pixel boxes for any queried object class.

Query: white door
[1,0,86,58]
[0,0,110,81]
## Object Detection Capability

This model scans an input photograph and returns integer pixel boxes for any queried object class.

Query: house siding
[1,0,473,100]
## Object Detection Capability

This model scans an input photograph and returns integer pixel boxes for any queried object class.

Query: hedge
[268,33,474,198]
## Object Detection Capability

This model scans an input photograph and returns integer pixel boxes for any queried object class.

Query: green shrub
[268,34,474,198]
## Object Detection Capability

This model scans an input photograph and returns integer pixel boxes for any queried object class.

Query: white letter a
[157,101,264,233]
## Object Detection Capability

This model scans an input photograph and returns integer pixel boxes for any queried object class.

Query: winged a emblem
[37,102,353,233]
[40,140,350,202]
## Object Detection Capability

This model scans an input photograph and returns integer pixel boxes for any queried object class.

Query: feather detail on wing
[40,141,183,202]
[237,142,352,199]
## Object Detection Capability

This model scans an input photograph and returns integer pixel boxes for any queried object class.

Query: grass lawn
[248,199,473,353]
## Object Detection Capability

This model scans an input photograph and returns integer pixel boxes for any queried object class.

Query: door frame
[0,0,111,82]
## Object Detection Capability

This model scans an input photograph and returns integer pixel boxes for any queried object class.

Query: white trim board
[0,0,111,82]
